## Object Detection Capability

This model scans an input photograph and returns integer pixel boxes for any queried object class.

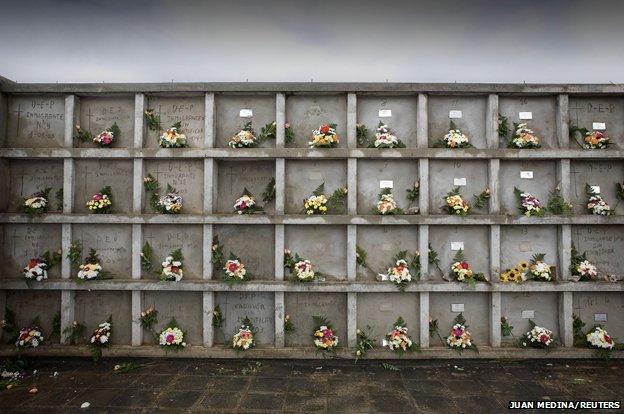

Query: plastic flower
[510,123,540,148]
[160,255,184,282]
[93,130,114,147]
[309,123,339,148]
[159,327,186,347]
[304,194,328,215]
[159,124,187,148]
[158,193,183,214]
[232,325,254,350]
[15,325,44,349]
[224,259,246,280]
[77,263,102,281]
[445,194,470,215]
[377,193,399,214]
[587,194,612,216]
[313,325,339,350]
[443,129,469,148]
[86,189,113,213]
[386,259,412,284]
[584,131,610,149]
[23,258,48,281]
[446,324,472,348]
[586,326,614,349]
[373,122,402,148]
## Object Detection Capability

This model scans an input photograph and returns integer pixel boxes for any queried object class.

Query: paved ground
[0,357,622,413]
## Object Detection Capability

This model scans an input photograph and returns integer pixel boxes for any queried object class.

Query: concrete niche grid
[0,80,622,358]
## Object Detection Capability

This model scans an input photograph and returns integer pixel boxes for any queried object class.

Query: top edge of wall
[0,80,623,95]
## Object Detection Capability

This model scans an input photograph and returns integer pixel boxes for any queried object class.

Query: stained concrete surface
[0,357,622,413]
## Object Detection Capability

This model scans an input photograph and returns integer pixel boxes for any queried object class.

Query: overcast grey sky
[1,0,623,83]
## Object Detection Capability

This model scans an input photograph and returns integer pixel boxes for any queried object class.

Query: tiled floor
[1,358,623,413]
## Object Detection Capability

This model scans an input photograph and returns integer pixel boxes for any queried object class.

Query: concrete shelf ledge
[1,213,622,225]
[0,344,621,360]
[0,280,620,293]
[1,147,623,160]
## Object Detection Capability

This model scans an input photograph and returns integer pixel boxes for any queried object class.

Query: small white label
[379,303,392,311]
[239,108,253,118]
[380,180,394,189]
[451,303,464,312]
[449,110,463,119]
[451,242,464,251]
[453,177,467,186]
[590,185,601,194]
[594,313,607,322]
[378,109,392,118]
[592,122,606,131]
[519,242,532,252]
[521,310,535,319]
[520,171,534,179]
[519,111,533,120]
[309,172,322,180]
[379,273,389,281]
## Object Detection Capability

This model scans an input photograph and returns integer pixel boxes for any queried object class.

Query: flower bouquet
[375,188,403,215]
[354,327,375,361]
[586,326,616,359]
[303,183,347,215]
[312,315,339,352]
[75,123,120,148]
[357,121,406,148]
[160,249,184,282]
[159,121,188,148]
[139,307,158,332]
[527,253,553,282]
[144,109,161,131]
[519,320,555,351]
[234,188,264,215]
[159,318,187,351]
[23,250,61,282]
[443,188,470,216]
[570,124,611,150]
[380,250,419,292]
[513,187,544,216]
[436,121,472,148]
[144,175,183,214]
[449,249,487,287]
[86,186,113,214]
[228,121,258,148]
[15,321,44,349]
[89,317,112,362]
[284,249,320,282]
[585,184,612,216]
[309,123,339,148]
[76,248,111,283]
[232,317,256,351]
[21,188,51,215]
[383,317,418,356]
[570,245,598,282]
[260,121,295,144]
[446,313,478,354]
[222,253,252,284]
[508,122,541,149]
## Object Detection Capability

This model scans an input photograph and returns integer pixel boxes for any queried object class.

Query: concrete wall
[0,82,622,358]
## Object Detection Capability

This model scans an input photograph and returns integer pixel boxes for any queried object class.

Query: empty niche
[356,226,418,281]
[356,95,418,148]
[73,160,133,214]
[357,160,419,215]
[500,226,558,280]
[142,291,203,345]
[428,96,487,149]
[429,160,489,215]
[216,160,275,214]
[284,225,346,281]
[569,97,624,149]
[499,160,556,214]
[6,95,65,148]
[285,95,347,148]
[284,292,347,347]
[4,290,60,343]
[215,94,276,148]
[142,224,203,280]
[500,293,559,345]
[213,225,275,280]
[356,293,419,342]
[2,224,62,280]
[145,95,205,148]
[572,226,624,279]
[498,96,557,148]
[75,291,132,345]
[569,161,623,215]
[143,159,204,214]
[429,293,489,345]
[428,226,490,282]
[285,160,347,214]
[7,159,63,213]
[573,293,624,339]
[76,96,134,148]
[214,292,275,346]
[72,224,132,279]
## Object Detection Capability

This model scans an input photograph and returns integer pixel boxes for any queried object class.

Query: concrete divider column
[131,93,145,346]
[419,292,430,348]
[559,291,573,347]
[202,93,216,347]
[60,95,76,344]
[490,292,502,347]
